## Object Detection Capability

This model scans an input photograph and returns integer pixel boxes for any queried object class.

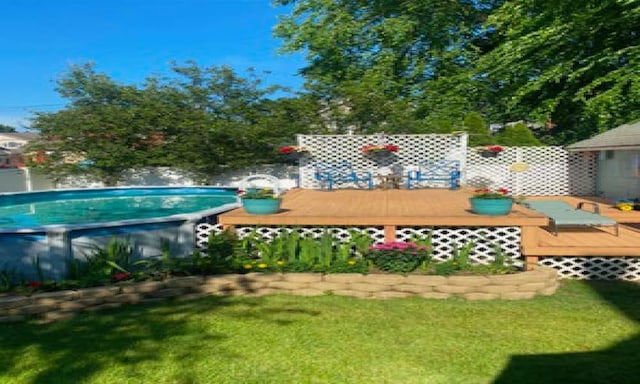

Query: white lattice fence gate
[297,133,467,189]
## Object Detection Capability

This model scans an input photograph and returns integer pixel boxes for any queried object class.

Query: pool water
[0,187,238,229]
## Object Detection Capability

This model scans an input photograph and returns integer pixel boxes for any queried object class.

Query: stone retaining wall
[0,267,559,323]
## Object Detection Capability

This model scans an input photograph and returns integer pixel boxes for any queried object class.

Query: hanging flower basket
[360,144,399,154]
[361,144,399,161]
[278,145,309,165]
[479,145,504,158]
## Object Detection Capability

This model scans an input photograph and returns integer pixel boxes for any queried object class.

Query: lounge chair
[313,161,374,191]
[520,200,619,236]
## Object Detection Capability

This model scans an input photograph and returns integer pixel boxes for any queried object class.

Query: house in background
[0,132,39,168]
[566,121,640,200]
[0,132,38,149]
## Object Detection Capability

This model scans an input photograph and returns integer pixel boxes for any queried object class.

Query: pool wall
[0,187,240,281]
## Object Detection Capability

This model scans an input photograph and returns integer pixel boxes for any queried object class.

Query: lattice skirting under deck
[195,223,523,267]
[539,257,640,281]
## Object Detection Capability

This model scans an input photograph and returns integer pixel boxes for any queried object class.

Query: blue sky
[0,0,306,129]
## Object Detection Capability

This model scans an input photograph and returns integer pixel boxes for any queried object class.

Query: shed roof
[566,121,640,151]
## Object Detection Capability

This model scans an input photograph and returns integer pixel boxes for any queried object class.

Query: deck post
[384,225,397,243]
[524,256,539,270]
[520,225,540,270]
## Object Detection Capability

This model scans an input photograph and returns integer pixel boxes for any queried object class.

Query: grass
[1,280,639,384]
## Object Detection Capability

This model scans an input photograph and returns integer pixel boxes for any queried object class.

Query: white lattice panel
[195,224,386,251]
[297,134,597,196]
[539,257,640,280]
[195,223,224,249]
[396,226,522,266]
[466,147,596,196]
[196,224,521,267]
[232,226,385,243]
[298,134,466,189]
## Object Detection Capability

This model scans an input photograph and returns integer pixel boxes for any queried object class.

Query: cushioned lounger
[520,200,619,236]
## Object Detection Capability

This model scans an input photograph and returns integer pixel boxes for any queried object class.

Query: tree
[494,123,542,147]
[474,0,640,144]
[28,63,323,185]
[0,123,16,132]
[460,112,493,147]
[30,64,179,185]
[274,0,502,132]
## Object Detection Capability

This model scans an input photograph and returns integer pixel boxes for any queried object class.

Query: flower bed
[0,267,559,323]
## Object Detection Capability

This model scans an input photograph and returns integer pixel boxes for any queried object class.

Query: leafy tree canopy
[494,123,542,147]
[274,0,502,133]
[29,63,322,185]
[475,0,640,144]
[0,124,16,132]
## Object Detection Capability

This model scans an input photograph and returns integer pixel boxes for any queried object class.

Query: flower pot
[365,150,396,163]
[481,151,499,158]
[281,151,307,165]
[242,198,282,215]
[469,198,513,216]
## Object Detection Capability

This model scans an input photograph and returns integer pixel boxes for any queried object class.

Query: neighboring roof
[0,132,39,141]
[566,120,640,151]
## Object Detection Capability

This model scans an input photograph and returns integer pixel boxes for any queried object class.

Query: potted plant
[469,187,513,215]
[238,188,282,215]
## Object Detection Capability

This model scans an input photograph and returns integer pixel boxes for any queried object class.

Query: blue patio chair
[406,160,461,190]
[313,162,373,191]
[520,200,619,236]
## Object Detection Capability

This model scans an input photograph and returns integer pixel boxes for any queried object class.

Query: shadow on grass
[0,295,318,383]
[493,280,640,384]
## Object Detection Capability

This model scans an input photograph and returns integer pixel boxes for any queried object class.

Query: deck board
[220,189,548,227]
[218,189,640,257]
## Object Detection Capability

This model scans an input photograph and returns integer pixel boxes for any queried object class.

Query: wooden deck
[218,189,640,258]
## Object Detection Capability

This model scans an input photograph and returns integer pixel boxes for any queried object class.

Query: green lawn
[1,280,639,384]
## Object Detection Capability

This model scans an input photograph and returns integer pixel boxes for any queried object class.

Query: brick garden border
[0,267,559,323]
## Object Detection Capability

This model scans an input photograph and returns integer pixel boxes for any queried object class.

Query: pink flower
[369,241,429,251]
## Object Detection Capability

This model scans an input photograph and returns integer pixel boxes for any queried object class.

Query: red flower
[27,281,42,289]
[485,145,504,153]
[278,145,308,154]
[113,272,131,281]
[361,144,399,153]
[279,146,296,154]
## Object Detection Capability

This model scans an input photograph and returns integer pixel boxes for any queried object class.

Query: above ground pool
[0,186,240,280]
[0,186,238,230]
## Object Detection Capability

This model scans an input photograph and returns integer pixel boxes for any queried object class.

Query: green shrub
[365,241,430,273]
